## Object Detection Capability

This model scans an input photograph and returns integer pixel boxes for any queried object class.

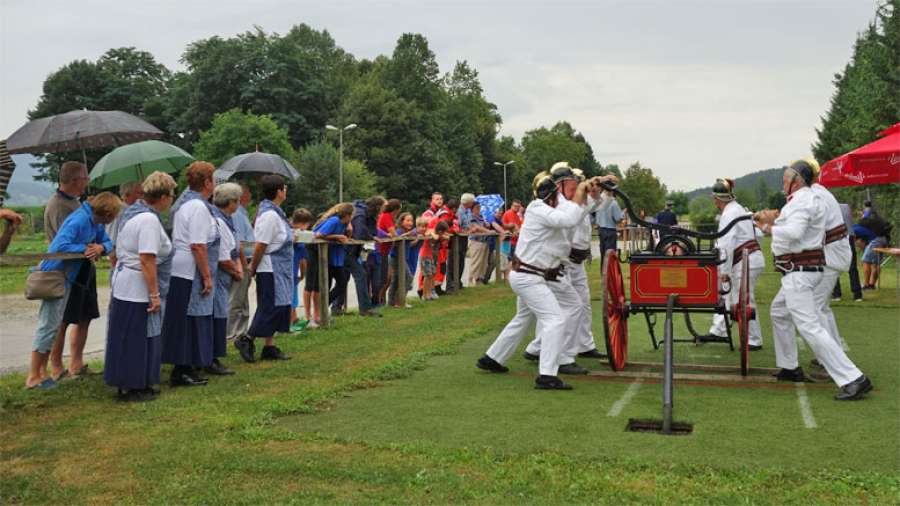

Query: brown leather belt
[568,247,591,264]
[732,239,760,266]
[824,224,849,244]
[774,249,825,274]
[511,255,565,282]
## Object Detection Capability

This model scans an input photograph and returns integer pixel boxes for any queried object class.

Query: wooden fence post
[317,242,330,327]
[494,234,503,284]
[447,235,459,294]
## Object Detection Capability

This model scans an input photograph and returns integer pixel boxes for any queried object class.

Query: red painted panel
[629,259,719,305]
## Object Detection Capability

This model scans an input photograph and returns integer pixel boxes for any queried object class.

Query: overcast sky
[0,0,877,190]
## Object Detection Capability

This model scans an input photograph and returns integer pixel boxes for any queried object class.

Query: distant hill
[4,154,55,206]
[685,167,783,201]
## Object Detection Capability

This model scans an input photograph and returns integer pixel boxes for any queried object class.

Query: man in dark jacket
[339,197,384,317]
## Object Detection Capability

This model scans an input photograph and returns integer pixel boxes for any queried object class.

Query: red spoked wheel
[601,250,628,371]
[731,252,752,376]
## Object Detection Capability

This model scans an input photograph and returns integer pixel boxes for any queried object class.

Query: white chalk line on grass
[795,383,818,429]
[607,379,642,417]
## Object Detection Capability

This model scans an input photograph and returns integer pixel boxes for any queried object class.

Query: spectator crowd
[21,160,525,401]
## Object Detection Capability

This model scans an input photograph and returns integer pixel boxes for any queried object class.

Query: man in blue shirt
[27,193,121,390]
[593,197,624,262]
[227,184,256,341]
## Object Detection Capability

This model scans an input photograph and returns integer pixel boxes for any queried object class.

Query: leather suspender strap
[511,255,565,281]
[824,224,848,244]
[774,248,825,272]
[732,239,761,266]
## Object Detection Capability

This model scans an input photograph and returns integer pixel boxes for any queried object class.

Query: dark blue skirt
[161,276,213,367]
[103,298,160,390]
[213,317,227,358]
[248,272,290,338]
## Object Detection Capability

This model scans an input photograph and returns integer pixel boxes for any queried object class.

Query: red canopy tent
[819,123,900,188]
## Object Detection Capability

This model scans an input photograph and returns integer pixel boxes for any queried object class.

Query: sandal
[72,364,100,377]
[26,378,58,390]
[52,369,70,382]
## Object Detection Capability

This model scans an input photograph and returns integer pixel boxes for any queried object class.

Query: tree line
[813,0,899,232]
[23,25,679,215]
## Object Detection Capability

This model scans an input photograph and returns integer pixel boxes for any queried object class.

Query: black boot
[260,345,291,361]
[476,355,509,373]
[773,367,810,383]
[234,336,256,363]
[558,362,589,375]
[170,366,208,387]
[578,348,607,359]
[534,375,573,390]
[834,374,873,401]
[204,359,236,376]
[522,351,539,362]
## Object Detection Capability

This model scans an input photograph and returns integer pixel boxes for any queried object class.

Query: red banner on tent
[819,123,900,188]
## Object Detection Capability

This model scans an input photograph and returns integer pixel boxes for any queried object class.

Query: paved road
[0,240,609,372]
[0,266,439,372]
[0,275,364,373]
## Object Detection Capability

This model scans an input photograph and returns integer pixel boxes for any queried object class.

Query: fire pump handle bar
[595,181,752,240]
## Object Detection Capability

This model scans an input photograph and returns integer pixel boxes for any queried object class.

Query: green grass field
[1,249,898,504]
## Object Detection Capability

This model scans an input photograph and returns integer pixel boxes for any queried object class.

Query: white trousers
[525,261,595,357]
[813,268,848,350]
[485,270,580,376]
[770,271,861,387]
[708,265,763,346]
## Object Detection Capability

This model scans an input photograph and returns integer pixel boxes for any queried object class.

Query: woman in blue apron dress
[103,172,176,401]
[161,162,220,387]
[235,175,292,362]
[206,183,246,376]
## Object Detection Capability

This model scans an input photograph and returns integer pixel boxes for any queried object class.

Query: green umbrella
[89,140,194,188]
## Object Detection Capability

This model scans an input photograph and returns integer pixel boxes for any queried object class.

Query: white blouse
[112,213,172,303]
[171,199,218,280]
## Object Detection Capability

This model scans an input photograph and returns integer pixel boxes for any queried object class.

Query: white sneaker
[404,303,413,309]
[306,320,320,329]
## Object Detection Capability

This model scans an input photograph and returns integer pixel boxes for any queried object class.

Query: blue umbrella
[476,194,504,219]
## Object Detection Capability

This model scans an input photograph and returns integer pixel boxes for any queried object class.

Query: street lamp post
[325,123,357,202]
[493,160,515,209]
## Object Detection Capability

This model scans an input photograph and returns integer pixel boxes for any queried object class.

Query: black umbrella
[213,151,300,183]
[5,110,163,157]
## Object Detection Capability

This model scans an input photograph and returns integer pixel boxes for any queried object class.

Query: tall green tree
[27,47,172,181]
[666,191,690,215]
[441,61,501,195]
[167,25,356,147]
[521,122,590,174]
[192,109,295,167]
[288,141,376,214]
[812,0,900,233]
[619,162,667,217]
[338,74,450,206]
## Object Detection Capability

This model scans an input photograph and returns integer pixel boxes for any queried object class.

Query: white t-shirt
[171,199,218,280]
[216,217,236,263]
[254,210,288,273]
[112,213,172,303]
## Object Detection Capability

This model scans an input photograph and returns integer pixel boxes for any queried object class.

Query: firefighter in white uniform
[524,166,612,367]
[476,170,615,390]
[704,179,765,349]
[809,160,852,352]
[755,160,872,400]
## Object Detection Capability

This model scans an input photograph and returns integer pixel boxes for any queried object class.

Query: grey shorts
[421,256,437,277]
[33,284,72,353]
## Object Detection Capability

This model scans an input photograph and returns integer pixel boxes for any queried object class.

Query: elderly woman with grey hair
[103,172,175,401]
[206,182,245,376]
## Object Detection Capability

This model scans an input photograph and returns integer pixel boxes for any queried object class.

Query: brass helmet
[533,171,556,201]
[549,161,578,185]
[572,168,586,182]
[786,158,820,186]
[711,178,735,201]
